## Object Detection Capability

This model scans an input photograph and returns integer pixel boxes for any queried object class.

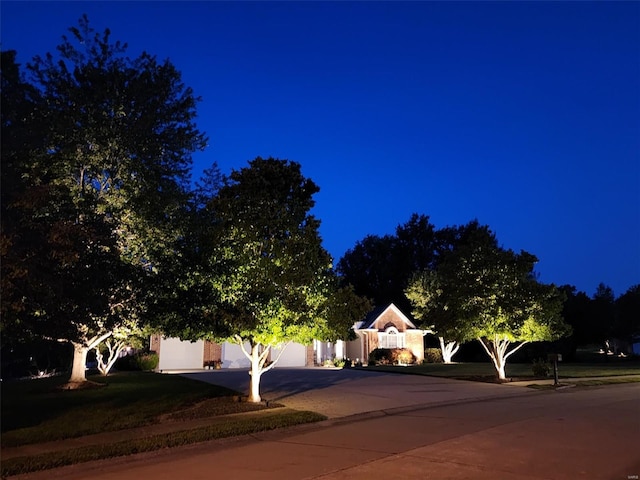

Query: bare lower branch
[477,337,494,359]
[262,342,290,374]
[504,340,529,361]
[235,335,253,362]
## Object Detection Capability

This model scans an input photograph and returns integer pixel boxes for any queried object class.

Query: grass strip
[526,376,640,389]
[569,377,640,387]
[1,410,326,477]
[363,361,640,379]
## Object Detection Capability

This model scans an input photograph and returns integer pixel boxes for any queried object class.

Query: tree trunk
[65,332,112,385]
[439,337,460,364]
[478,336,529,381]
[69,342,89,383]
[248,344,264,403]
[477,337,508,380]
[237,338,287,404]
[493,352,507,380]
[96,338,127,376]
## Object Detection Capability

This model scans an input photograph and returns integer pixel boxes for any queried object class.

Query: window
[378,326,405,349]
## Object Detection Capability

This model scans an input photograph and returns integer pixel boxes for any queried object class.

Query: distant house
[151,303,429,370]
[343,303,431,363]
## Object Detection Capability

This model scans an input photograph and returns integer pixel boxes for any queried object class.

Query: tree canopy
[337,213,437,314]
[160,157,370,402]
[407,221,569,378]
[0,17,206,383]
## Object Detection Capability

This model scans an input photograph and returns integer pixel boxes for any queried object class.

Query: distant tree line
[558,283,640,359]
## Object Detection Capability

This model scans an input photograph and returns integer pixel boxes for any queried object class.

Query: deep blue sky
[2,1,639,297]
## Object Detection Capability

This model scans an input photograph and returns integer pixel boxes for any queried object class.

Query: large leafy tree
[210,157,369,402]
[0,17,206,384]
[162,158,369,402]
[408,221,569,379]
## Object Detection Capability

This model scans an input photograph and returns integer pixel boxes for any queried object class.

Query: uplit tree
[162,158,369,402]
[94,321,149,376]
[1,17,206,385]
[408,221,569,378]
[211,158,369,402]
[406,270,459,363]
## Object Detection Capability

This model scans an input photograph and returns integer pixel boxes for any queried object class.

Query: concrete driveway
[182,367,535,418]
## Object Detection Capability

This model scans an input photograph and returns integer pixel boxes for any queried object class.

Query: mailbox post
[548,353,562,386]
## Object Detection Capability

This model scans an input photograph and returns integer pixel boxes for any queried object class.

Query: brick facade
[150,334,161,355]
[305,344,314,366]
[405,331,425,363]
[356,304,427,364]
[203,341,222,367]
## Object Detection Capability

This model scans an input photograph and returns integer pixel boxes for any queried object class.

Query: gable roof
[356,303,418,330]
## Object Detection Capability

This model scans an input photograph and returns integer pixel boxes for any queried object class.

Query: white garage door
[158,338,204,371]
[222,342,252,368]
[272,343,307,367]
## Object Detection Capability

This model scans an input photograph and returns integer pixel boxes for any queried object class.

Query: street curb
[306,388,546,430]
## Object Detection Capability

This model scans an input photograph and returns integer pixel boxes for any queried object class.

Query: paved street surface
[15,373,640,480]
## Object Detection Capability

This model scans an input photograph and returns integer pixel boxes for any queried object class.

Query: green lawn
[1,372,243,447]
[364,360,640,379]
[1,372,327,476]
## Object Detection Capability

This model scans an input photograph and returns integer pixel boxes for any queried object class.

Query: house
[151,303,429,370]
[343,303,430,363]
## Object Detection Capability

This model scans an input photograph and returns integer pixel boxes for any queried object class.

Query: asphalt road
[23,379,640,480]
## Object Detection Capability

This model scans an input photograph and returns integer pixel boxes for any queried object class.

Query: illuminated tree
[406,270,459,363]
[408,221,569,378]
[1,17,206,385]
[162,158,369,402]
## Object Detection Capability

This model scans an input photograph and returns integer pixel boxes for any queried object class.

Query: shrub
[368,348,391,365]
[368,348,416,366]
[114,352,159,372]
[532,358,551,377]
[333,358,346,368]
[323,359,334,367]
[424,348,443,363]
[391,348,416,365]
[136,352,159,371]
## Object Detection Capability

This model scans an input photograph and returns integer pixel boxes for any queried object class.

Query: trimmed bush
[532,358,551,377]
[136,353,159,371]
[391,348,416,365]
[424,348,443,363]
[333,358,346,368]
[368,348,416,366]
[368,348,391,365]
[114,352,159,372]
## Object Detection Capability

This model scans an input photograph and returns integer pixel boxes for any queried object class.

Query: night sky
[2,1,639,297]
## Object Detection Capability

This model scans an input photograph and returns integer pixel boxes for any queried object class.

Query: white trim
[378,326,406,349]
[383,303,418,329]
